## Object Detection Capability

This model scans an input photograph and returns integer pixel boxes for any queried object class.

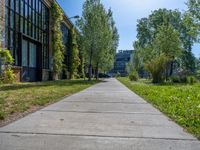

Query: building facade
[112,50,134,76]
[0,0,74,82]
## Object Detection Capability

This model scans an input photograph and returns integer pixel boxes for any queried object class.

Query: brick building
[0,0,5,48]
[0,0,75,82]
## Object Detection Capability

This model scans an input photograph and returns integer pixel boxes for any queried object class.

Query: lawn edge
[117,77,200,141]
[0,80,99,127]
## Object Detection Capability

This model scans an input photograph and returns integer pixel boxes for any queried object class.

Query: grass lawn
[0,79,98,121]
[118,77,200,140]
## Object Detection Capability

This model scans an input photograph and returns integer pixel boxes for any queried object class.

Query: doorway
[21,39,38,82]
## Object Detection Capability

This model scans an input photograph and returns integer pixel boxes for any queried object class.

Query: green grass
[0,79,98,120]
[118,77,200,140]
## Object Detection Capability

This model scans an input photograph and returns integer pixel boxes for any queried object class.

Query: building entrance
[21,39,38,82]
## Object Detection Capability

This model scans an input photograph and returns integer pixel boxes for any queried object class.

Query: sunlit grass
[0,79,98,120]
[118,77,200,140]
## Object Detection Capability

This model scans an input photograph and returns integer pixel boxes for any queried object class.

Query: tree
[143,25,182,83]
[187,0,200,34]
[51,2,65,79]
[180,12,198,72]
[134,8,197,75]
[77,0,102,80]
[97,8,119,77]
[145,54,168,83]
[77,0,118,80]
[182,0,200,72]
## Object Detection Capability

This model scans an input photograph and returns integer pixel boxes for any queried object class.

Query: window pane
[16,0,20,13]
[25,4,28,18]
[15,14,20,31]
[29,43,37,67]
[5,0,9,6]
[10,30,14,52]
[20,0,24,16]
[10,11,14,29]
[10,0,14,10]
[22,40,28,67]
[20,17,23,32]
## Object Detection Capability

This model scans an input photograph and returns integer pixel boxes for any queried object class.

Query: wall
[0,0,5,48]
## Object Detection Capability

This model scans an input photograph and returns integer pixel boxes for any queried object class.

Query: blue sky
[57,0,199,57]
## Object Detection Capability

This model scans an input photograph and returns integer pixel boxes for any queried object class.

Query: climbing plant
[69,27,80,79]
[51,2,65,79]
[0,22,15,83]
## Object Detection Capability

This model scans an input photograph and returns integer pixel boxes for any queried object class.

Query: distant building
[112,50,134,76]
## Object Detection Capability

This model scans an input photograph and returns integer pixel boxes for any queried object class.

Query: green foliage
[51,2,65,76]
[141,25,182,83]
[129,70,139,81]
[0,49,15,84]
[186,76,197,84]
[154,25,182,60]
[76,34,86,79]
[134,8,197,74]
[197,69,200,79]
[145,54,168,83]
[170,76,181,83]
[187,0,200,35]
[118,77,200,139]
[69,28,80,79]
[170,75,194,84]
[77,0,119,80]
[0,49,14,63]
[2,68,16,84]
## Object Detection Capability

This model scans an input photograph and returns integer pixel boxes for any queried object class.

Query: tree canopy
[77,0,119,80]
[132,8,198,83]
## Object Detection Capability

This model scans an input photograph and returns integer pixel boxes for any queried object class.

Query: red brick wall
[0,0,5,48]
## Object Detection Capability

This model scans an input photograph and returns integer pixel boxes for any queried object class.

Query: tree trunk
[0,57,2,75]
[88,64,92,81]
[170,61,174,76]
[88,46,93,81]
[95,63,99,80]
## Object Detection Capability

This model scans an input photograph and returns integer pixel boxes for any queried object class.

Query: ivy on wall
[0,21,15,83]
[51,2,65,78]
[68,27,80,79]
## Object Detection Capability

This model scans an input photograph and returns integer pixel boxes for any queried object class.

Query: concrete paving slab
[0,133,199,150]
[0,78,199,150]
[0,111,195,140]
[63,92,147,103]
[42,101,161,114]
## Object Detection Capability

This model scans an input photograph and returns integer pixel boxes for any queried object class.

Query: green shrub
[129,70,139,81]
[180,76,187,83]
[2,68,16,84]
[145,54,168,83]
[0,49,15,84]
[170,75,197,84]
[170,76,180,83]
[0,111,5,120]
[186,76,197,84]
[196,70,200,80]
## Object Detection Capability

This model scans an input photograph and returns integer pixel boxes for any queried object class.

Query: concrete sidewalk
[0,78,199,150]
